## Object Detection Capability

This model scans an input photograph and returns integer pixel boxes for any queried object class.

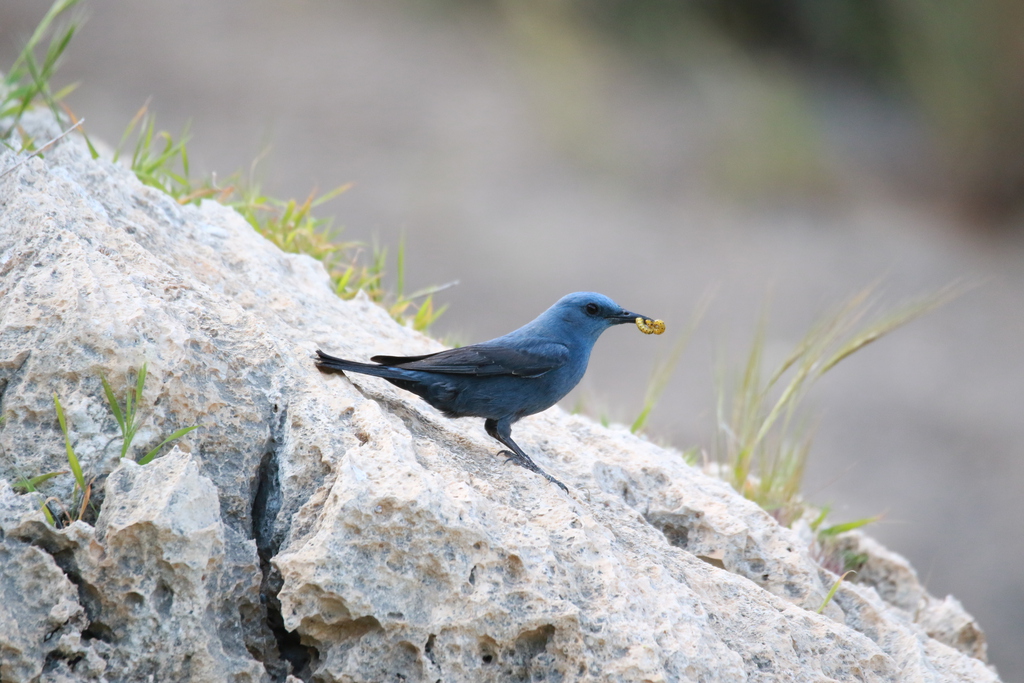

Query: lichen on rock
[0,113,1001,682]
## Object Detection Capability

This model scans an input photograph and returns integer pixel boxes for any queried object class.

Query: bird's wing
[371,342,568,378]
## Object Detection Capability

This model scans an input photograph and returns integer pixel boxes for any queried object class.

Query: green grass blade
[40,502,57,526]
[630,405,654,435]
[180,131,190,178]
[396,236,406,298]
[12,470,67,493]
[411,295,433,331]
[334,266,354,295]
[83,129,99,159]
[120,430,133,459]
[310,182,352,207]
[52,393,86,491]
[138,425,198,465]
[7,0,80,77]
[118,363,148,459]
[21,9,79,127]
[114,102,149,162]
[50,81,79,101]
[818,515,881,538]
[817,570,855,613]
[714,282,955,521]
[808,505,831,532]
[135,362,148,407]
[101,374,126,433]
[819,286,962,375]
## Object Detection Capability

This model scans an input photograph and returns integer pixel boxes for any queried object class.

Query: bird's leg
[484,419,569,493]
[483,419,539,470]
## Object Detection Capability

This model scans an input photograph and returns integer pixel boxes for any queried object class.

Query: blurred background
[2,0,1022,676]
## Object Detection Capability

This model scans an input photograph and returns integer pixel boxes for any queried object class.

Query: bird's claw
[545,473,570,493]
[495,449,568,493]
[496,449,536,471]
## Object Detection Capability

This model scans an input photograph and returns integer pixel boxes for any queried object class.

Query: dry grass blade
[0,118,83,178]
[76,478,93,522]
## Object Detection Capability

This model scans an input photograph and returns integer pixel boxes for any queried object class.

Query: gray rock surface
[0,517,88,682]
[0,114,1001,681]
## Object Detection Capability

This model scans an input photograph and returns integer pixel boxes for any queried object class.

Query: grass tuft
[100,363,198,463]
[3,0,449,332]
[3,0,448,524]
[113,103,193,197]
[17,365,199,527]
[114,109,450,331]
[0,0,93,155]
[714,283,962,528]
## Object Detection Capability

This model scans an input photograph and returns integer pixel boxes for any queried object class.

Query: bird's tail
[315,349,406,380]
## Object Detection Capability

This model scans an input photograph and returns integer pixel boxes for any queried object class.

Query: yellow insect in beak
[636,317,665,335]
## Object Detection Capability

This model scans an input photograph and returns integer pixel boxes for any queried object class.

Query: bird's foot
[542,472,569,493]
[496,449,538,471]
[495,450,568,493]
[497,449,516,465]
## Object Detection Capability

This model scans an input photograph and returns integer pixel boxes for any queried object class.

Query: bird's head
[542,292,660,342]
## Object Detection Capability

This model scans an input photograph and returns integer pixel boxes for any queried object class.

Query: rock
[822,530,990,661]
[77,448,268,681]
[0,448,269,682]
[0,111,1002,681]
[0,510,87,682]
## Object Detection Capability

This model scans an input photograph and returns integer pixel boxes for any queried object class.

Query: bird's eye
[585,303,600,315]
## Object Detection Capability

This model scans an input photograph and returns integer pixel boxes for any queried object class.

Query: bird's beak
[613,307,666,334]
[612,308,651,325]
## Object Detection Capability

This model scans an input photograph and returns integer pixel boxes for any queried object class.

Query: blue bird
[316,292,661,492]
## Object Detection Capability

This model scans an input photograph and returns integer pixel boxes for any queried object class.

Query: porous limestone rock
[0,450,269,682]
[823,530,990,662]
[0,112,1001,682]
[0,519,88,682]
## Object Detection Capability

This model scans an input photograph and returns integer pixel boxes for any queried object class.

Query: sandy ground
[2,1,1022,677]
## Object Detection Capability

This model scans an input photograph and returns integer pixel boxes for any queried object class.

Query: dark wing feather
[371,343,567,378]
[370,352,440,366]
